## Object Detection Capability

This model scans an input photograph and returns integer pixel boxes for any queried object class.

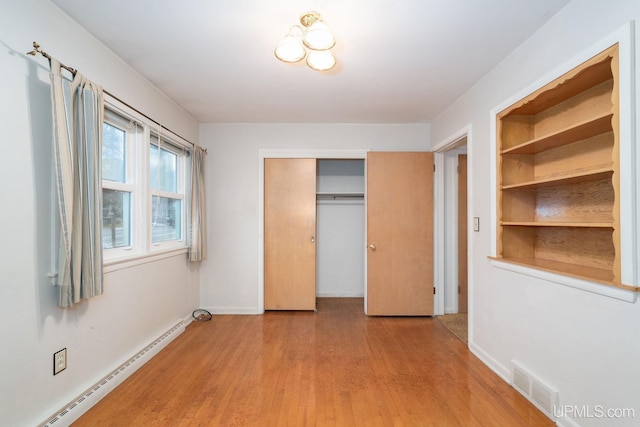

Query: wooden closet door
[264,158,316,310]
[367,152,434,315]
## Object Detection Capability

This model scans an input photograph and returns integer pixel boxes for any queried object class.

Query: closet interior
[316,159,365,297]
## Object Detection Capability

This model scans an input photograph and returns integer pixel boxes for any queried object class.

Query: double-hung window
[150,136,185,248]
[101,105,188,263]
[102,110,137,257]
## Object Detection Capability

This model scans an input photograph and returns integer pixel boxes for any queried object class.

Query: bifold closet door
[264,158,316,310]
[367,152,434,316]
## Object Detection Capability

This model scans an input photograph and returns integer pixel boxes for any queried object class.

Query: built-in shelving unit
[493,44,628,288]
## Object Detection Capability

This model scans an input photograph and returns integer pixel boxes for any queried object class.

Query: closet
[316,160,365,297]
[264,159,365,310]
[264,152,434,315]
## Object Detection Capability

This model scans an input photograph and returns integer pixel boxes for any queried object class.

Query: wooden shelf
[490,257,614,285]
[501,168,613,190]
[496,44,620,286]
[502,113,613,155]
[501,222,613,228]
[506,55,613,116]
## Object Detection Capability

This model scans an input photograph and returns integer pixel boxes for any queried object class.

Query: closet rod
[26,41,206,154]
[316,193,365,200]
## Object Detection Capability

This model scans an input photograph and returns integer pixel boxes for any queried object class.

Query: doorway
[433,130,470,342]
[441,141,468,314]
[316,159,365,298]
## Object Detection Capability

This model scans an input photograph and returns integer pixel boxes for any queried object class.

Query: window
[150,136,185,246]
[102,111,136,253]
[101,107,188,262]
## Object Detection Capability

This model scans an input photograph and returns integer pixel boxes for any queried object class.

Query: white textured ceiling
[50,0,570,123]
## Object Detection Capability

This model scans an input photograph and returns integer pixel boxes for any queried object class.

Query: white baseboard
[204,306,262,315]
[316,292,365,297]
[556,416,581,427]
[468,339,511,383]
[39,317,191,427]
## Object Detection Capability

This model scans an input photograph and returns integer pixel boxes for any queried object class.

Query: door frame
[258,149,369,314]
[432,125,472,318]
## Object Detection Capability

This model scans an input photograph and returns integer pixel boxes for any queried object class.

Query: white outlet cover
[53,348,67,375]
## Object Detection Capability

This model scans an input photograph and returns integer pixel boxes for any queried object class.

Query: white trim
[257,149,370,314]
[466,129,475,346]
[203,306,262,315]
[103,247,188,274]
[468,340,511,383]
[555,416,583,427]
[490,259,637,303]
[444,151,460,313]
[617,22,637,287]
[433,152,446,315]
[489,22,638,291]
[431,125,472,317]
[431,125,471,152]
[316,292,365,298]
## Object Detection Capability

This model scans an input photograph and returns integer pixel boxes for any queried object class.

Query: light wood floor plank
[73,298,553,426]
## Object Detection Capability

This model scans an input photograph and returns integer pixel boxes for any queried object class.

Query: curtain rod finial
[26,41,41,56]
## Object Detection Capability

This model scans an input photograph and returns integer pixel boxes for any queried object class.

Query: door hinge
[457,165,460,173]
[433,164,436,172]
[458,286,461,294]
[433,287,436,294]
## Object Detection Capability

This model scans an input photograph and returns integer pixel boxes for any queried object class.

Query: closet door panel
[367,152,434,315]
[264,158,316,310]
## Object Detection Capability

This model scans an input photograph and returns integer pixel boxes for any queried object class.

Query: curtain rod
[26,41,206,154]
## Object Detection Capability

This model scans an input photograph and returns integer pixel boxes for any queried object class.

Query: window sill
[489,258,638,303]
[104,246,189,274]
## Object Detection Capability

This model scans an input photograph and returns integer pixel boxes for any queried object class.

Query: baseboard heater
[40,318,190,427]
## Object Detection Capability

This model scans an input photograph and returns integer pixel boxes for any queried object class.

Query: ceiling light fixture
[274,11,336,72]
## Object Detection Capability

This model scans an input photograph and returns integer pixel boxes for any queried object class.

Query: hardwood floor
[73,298,553,426]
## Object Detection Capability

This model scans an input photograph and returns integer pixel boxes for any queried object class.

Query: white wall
[0,1,200,425]
[198,124,429,313]
[316,201,365,297]
[430,1,640,426]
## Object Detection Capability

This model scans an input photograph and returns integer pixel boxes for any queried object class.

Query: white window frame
[149,135,187,252]
[101,98,190,269]
[102,109,142,261]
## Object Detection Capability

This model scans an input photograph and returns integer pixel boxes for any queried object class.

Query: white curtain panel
[189,146,207,262]
[50,59,104,308]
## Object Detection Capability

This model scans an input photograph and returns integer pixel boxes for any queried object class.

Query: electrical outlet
[53,348,67,375]
[473,217,480,232]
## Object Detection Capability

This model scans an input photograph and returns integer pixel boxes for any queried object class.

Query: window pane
[103,123,126,183]
[103,189,131,249]
[152,196,182,242]
[150,144,177,192]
